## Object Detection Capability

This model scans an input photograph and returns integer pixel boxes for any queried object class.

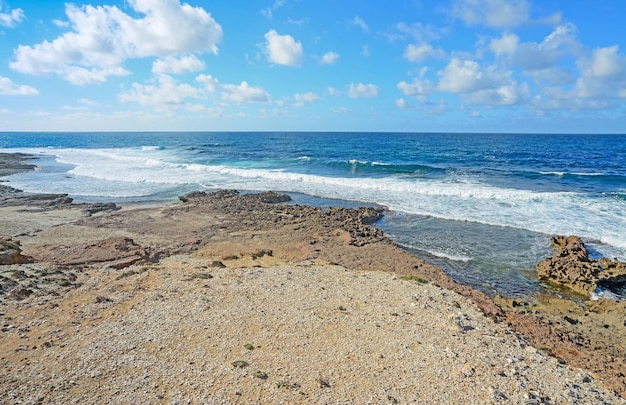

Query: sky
[1,0,626,133]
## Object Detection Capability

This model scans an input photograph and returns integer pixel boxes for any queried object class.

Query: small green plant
[244,343,255,350]
[253,370,268,379]
[231,360,249,368]
[400,275,428,284]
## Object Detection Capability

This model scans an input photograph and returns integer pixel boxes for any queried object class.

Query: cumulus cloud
[10,0,222,85]
[348,82,379,98]
[403,43,445,63]
[392,22,444,43]
[562,46,626,100]
[398,58,529,106]
[264,30,303,66]
[450,0,531,28]
[0,76,39,95]
[489,24,580,85]
[318,52,339,65]
[119,74,200,109]
[221,81,271,103]
[196,74,220,93]
[196,74,272,104]
[152,55,205,74]
[295,92,319,102]
[0,4,24,27]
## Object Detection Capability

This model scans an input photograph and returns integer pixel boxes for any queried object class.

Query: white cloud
[10,0,222,84]
[318,52,339,65]
[330,106,352,113]
[403,43,445,63]
[393,22,443,43]
[488,24,581,88]
[0,76,39,95]
[0,5,24,27]
[196,74,220,93]
[450,0,531,28]
[491,24,579,73]
[327,86,340,96]
[361,44,370,57]
[196,74,272,104]
[438,58,497,93]
[351,16,368,32]
[118,74,200,110]
[65,66,130,86]
[152,55,205,74]
[395,98,408,109]
[52,19,69,28]
[221,81,271,103]
[566,46,626,99]
[264,30,303,66]
[585,46,624,78]
[295,92,319,102]
[78,98,97,106]
[397,79,434,97]
[399,58,529,106]
[489,32,520,56]
[261,0,286,19]
[348,82,379,98]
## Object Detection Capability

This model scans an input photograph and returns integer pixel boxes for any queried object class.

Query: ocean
[1,132,625,300]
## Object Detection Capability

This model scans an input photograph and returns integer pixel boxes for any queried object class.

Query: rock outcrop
[0,238,24,265]
[34,237,148,269]
[536,235,626,297]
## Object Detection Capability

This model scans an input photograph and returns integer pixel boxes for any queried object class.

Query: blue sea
[1,132,625,300]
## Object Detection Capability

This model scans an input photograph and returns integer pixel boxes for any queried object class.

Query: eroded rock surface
[536,235,626,297]
[0,238,24,265]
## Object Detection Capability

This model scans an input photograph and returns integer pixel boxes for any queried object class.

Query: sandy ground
[1,154,625,403]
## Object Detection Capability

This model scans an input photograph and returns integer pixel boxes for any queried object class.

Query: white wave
[5,147,626,257]
[539,171,565,177]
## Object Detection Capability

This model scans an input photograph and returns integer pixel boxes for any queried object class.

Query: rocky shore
[1,153,625,403]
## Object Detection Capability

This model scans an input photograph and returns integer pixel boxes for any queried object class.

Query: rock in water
[536,235,626,297]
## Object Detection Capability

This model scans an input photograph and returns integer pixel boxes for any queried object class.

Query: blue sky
[1,0,625,133]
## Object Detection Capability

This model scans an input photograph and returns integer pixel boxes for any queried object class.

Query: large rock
[536,235,626,297]
[0,238,24,265]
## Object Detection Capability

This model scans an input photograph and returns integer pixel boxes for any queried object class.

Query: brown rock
[0,238,24,265]
[536,235,626,297]
[34,237,148,269]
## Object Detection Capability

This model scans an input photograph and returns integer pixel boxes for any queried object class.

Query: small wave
[539,171,565,177]
[331,159,440,175]
[425,249,472,262]
[571,172,606,177]
[141,145,164,151]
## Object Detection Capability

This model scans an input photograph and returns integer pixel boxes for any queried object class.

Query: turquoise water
[2,132,625,299]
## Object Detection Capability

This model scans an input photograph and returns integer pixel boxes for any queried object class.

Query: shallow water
[2,132,625,300]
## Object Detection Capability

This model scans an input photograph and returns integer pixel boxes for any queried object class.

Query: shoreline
[1,153,626,401]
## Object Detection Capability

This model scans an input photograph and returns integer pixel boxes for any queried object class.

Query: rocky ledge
[536,235,626,297]
[0,238,25,265]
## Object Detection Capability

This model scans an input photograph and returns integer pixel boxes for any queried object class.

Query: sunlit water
[2,132,625,300]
